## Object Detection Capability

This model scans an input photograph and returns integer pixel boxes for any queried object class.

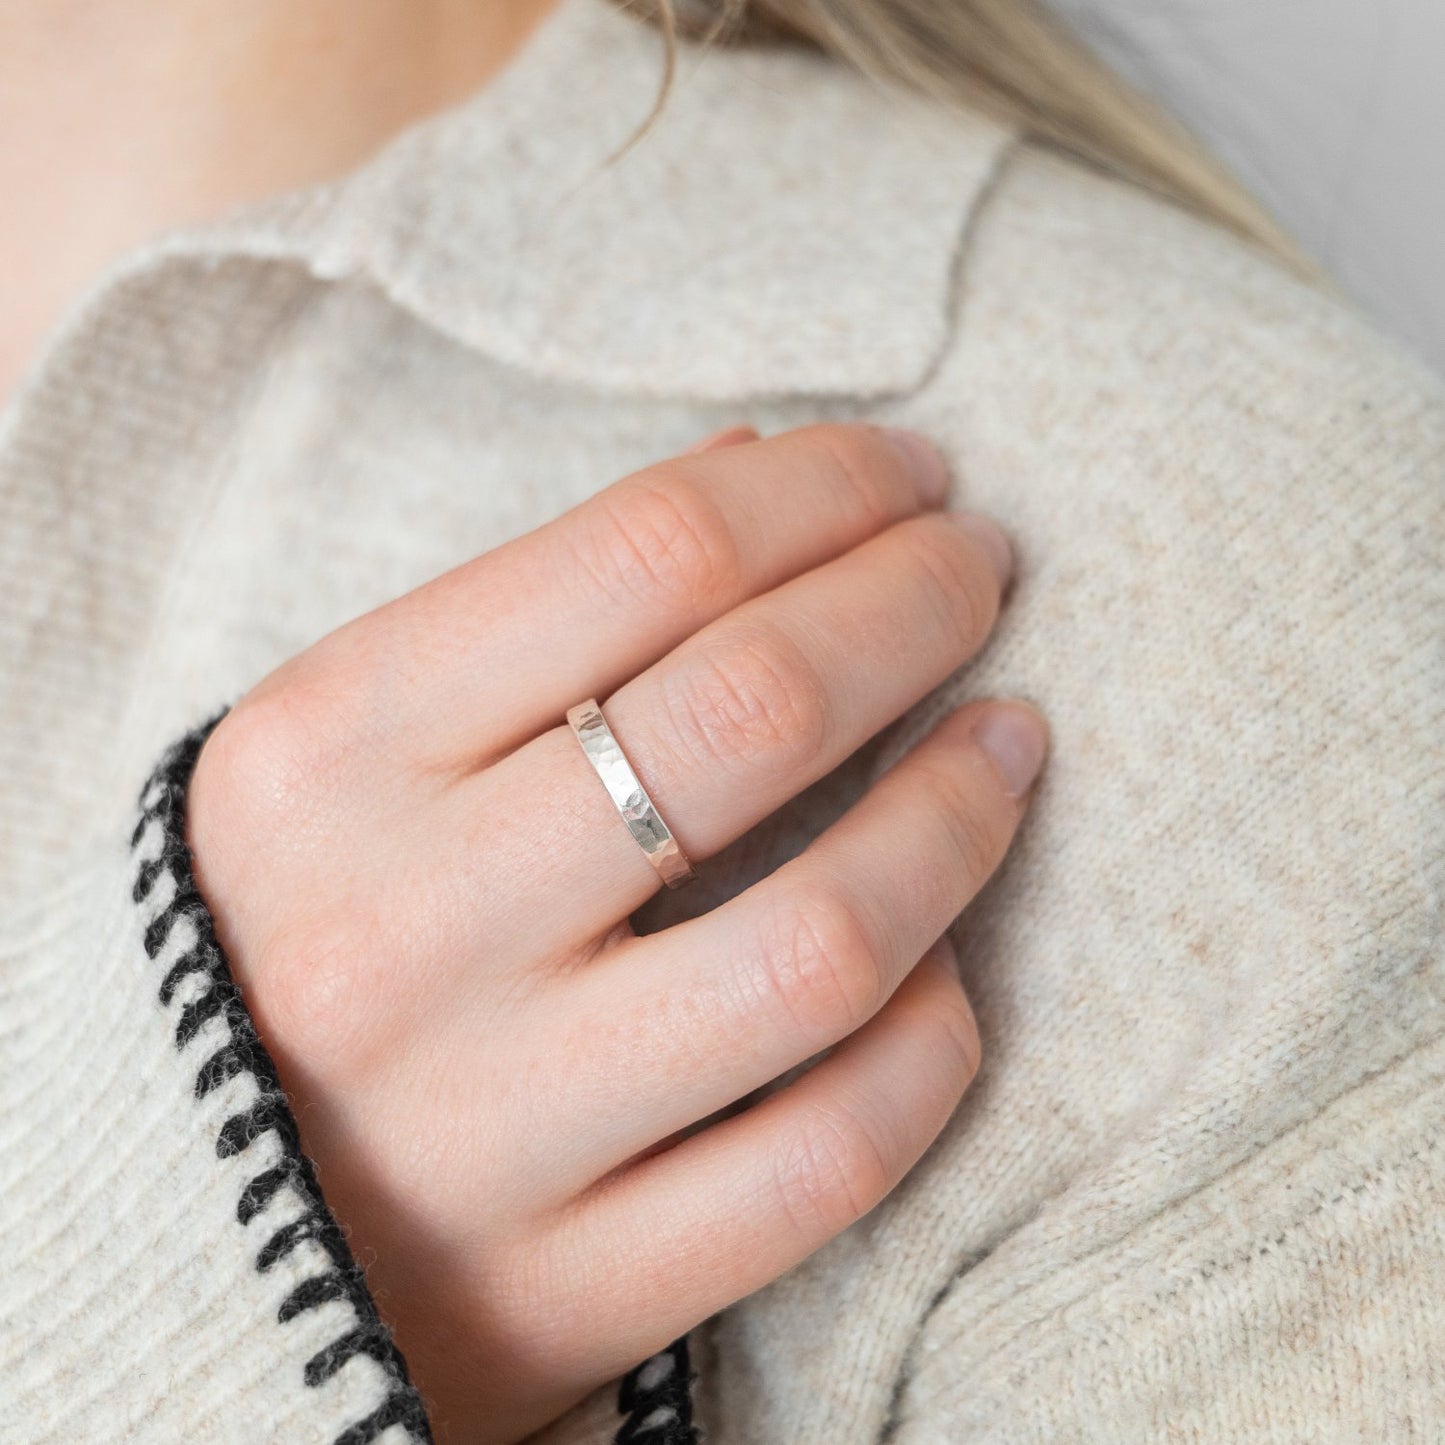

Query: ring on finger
[566,696,699,889]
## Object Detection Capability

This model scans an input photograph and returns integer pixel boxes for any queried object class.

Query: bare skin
[7,10,1050,1441]
[0,0,561,401]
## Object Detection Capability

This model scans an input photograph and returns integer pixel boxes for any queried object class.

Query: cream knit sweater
[2,0,1442,1440]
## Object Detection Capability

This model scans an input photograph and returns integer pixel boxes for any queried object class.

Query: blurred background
[1053,0,1444,376]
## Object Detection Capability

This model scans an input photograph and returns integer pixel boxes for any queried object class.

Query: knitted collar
[125,0,1017,405]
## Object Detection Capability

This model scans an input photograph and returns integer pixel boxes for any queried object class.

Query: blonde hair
[610,0,1321,280]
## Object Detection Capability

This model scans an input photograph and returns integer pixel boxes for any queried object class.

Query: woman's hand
[186,421,1048,1444]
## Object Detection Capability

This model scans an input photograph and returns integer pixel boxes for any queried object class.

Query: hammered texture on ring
[566,696,699,888]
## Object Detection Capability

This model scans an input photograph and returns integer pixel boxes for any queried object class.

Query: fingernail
[970,702,1048,799]
[879,427,949,506]
[932,932,963,980]
[951,512,1014,593]
[684,425,759,454]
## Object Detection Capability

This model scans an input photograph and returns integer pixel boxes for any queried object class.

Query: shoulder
[939,138,1445,484]
[875,129,1444,1279]
[915,137,1444,711]
[844,140,1445,1438]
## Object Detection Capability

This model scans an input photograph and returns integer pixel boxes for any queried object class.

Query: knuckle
[662,622,828,778]
[575,470,740,619]
[747,886,887,1042]
[919,757,1008,883]
[770,1102,893,1244]
[900,518,998,653]
[193,679,342,839]
[800,423,902,528]
[249,915,385,1073]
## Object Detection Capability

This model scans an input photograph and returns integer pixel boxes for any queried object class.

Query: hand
[186,421,1049,1443]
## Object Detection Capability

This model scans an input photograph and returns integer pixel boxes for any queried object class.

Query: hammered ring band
[566,696,699,889]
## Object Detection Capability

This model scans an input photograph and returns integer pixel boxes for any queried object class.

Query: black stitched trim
[129,712,433,1445]
[616,1337,700,1443]
[131,710,703,1445]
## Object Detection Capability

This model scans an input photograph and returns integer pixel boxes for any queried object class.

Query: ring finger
[435,503,1013,963]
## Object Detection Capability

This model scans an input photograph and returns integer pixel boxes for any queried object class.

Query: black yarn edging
[131,711,702,1445]
[129,712,433,1445]
[616,1336,700,1443]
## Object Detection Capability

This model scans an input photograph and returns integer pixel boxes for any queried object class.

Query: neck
[0,0,561,403]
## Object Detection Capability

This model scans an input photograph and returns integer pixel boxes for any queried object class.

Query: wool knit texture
[1,0,1442,1440]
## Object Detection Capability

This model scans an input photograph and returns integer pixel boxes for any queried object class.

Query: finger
[682,424,761,453]
[332,421,950,767]
[557,936,978,1367]
[521,698,1044,1186]
[441,505,1014,958]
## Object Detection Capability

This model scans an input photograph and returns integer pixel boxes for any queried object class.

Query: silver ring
[566,696,698,889]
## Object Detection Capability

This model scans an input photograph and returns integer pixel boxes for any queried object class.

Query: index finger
[348,421,951,769]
